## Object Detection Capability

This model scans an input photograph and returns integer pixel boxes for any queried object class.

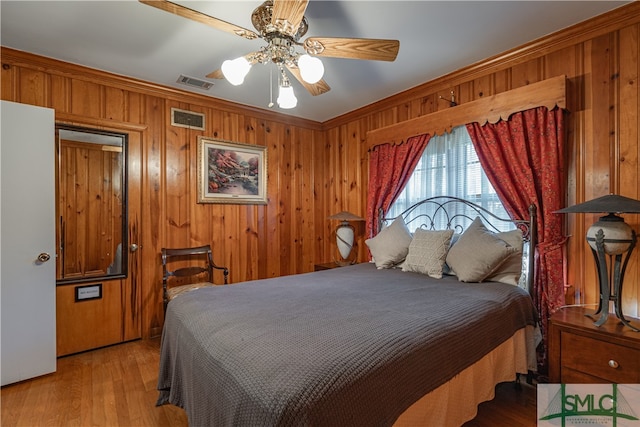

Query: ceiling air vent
[176,74,213,90]
[171,108,205,131]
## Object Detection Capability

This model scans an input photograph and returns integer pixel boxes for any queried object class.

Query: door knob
[37,253,51,263]
[130,243,139,252]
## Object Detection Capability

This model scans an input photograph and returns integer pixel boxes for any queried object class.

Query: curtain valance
[366,75,567,149]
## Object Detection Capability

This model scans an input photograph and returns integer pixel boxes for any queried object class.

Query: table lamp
[328,211,365,266]
[556,194,640,331]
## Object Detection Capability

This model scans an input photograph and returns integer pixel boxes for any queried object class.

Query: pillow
[442,233,461,276]
[445,217,518,282]
[486,229,524,285]
[365,217,413,269]
[402,229,454,278]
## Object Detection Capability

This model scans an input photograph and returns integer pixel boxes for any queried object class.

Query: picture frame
[197,137,267,204]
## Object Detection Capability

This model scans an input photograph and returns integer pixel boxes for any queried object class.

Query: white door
[1,100,56,386]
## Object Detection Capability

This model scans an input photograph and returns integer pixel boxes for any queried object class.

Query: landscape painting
[197,137,267,204]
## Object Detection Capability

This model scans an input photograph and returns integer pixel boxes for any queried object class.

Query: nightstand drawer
[561,332,640,383]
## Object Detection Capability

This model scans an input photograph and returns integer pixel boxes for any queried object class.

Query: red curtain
[466,106,566,374]
[365,134,430,240]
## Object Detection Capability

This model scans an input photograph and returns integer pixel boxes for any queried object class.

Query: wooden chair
[161,245,228,312]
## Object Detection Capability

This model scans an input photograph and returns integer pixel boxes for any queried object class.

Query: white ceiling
[1,1,629,123]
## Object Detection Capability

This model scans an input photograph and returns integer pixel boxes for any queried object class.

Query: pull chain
[268,66,274,108]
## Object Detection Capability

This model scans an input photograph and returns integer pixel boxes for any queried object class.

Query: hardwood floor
[463,380,537,427]
[1,339,536,426]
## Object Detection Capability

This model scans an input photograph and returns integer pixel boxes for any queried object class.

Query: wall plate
[75,283,102,302]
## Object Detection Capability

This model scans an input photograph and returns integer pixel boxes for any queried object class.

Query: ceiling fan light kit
[298,54,324,84]
[277,79,297,109]
[140,0,399,109]
[221,57,251,86]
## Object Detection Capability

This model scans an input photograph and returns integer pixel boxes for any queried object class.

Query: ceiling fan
[139,0,400,109]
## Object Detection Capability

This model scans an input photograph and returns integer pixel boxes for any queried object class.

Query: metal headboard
[378,196,537,296]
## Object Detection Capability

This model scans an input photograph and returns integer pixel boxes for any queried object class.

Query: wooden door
[55,123,142,356]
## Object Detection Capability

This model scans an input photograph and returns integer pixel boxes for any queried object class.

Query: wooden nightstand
[548,307,640,383]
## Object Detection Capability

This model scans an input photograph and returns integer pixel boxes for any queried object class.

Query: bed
[157,197,541,426]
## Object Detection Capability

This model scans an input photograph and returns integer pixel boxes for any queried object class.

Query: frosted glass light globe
[277,85,297,109]
[298,55,324,84]
[221,57,251,86]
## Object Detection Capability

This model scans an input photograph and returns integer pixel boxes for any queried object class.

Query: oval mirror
[55,124,128,284]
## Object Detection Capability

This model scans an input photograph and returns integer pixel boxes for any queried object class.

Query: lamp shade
[277,85,297,109]
[328,211,365,221]
[555,194,640,214]
[556,194,640,255]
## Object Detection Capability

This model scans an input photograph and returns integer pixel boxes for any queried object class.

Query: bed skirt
[394,325,538,426]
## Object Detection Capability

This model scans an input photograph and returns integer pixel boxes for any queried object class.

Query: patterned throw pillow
[402,229,454,278]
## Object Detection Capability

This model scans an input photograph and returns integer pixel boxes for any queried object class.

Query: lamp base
[588,227,639,332]
[586,309,640,332]
[333,221,358,265]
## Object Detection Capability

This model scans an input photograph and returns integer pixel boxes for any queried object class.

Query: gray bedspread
[157,263,537,426]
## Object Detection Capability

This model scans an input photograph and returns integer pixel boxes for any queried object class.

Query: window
[387,126,512,232]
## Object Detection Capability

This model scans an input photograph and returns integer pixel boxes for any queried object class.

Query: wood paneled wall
[2,2,639,339]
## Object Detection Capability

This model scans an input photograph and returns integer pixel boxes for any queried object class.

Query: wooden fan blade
[139,0,259,40]
[286,65,330,96]
[272,0,309,37]
[304,37,399,62]
[206,52,262,79]
[206,68,225,80]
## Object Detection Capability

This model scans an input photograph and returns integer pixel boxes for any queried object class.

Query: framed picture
[197,137,267,204]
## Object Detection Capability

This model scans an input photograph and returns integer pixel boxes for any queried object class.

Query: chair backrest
[161,245,229,309]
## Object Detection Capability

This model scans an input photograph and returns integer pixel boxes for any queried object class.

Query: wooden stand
[548,307,640,383]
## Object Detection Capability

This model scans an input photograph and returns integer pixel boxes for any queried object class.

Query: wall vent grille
[171,108,205,130]
[176,74,213,90]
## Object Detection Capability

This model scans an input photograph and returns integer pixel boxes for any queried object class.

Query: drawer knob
[608,359,619,369]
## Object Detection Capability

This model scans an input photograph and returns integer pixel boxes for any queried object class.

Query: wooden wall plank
[141,95,166,334]
[1,61,16,100]
[17,68,46,106]
[124,129,143,341]
[618,24,639,318]
[70,80,102,117]
[50,74,69,112]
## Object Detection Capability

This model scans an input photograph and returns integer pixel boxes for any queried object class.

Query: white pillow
[442,233,460,276]
[365,217,413,269]
[402,229,454,278]
[445,217,518,282]
[486,229,524,285]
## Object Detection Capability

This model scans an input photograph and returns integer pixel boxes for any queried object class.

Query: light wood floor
[1,338,536,426]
